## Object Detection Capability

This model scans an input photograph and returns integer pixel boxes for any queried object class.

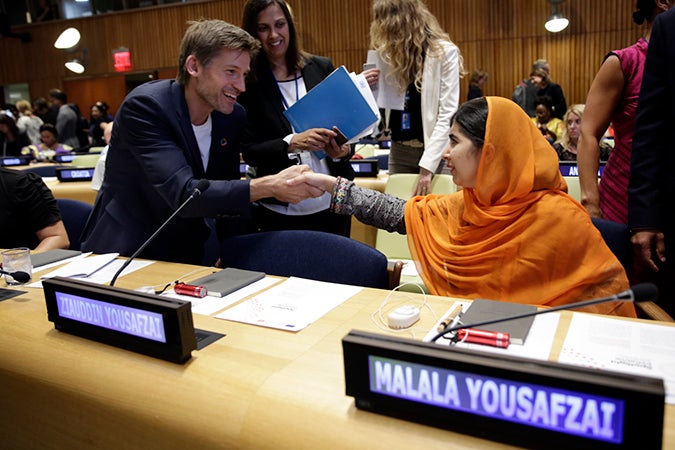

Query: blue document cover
[283,66,379,143]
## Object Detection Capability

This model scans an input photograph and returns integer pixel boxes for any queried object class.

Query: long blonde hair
[370,0,461,93]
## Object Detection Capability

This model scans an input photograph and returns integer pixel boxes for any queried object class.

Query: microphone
[109,179,210,286]
[0,269,31,284]
[430,283,658,343]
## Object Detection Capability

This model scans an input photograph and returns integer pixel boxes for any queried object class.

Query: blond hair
[560,104,584,147]
[370,0,463,93]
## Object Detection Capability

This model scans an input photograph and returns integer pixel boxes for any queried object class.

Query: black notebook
[189,268,266,297]
[459,299,536,345]
[31,249,82,268]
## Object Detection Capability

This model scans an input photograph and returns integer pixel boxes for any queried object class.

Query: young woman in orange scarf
[290,96,635,317]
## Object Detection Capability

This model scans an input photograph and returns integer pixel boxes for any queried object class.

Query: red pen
[456,328,510,348]
[174,283,208,298]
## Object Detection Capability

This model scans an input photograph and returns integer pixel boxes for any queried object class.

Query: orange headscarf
[404,96,635,317]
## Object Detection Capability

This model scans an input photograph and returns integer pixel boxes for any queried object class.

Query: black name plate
[343,330,664,449]
[43,277,197,363]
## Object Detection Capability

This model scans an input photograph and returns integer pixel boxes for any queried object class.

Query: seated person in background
[553,104,612,161]
[81,19,321,265]
[289,97,635,317]
[91,121,113,191]
[21,123,73,161]
[531,95,564,144]
[0,114,30,157]
[0,167,69,252]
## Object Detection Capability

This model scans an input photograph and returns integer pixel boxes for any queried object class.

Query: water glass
[2,247,32,285]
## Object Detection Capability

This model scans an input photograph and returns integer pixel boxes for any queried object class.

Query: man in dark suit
[81,20,321,265]
[628,7,675,314]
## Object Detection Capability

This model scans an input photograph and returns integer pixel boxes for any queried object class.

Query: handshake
[264,164,339,204]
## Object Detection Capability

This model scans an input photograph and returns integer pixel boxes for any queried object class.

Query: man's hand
[272,165,324,204]
[251,165,322,203]
[287,172,337,193]
[631,229,666,273]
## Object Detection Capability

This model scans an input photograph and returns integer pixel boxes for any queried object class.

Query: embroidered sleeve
[330,177,406,234]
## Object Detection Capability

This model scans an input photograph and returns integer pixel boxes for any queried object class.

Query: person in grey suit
[239,0,354,236]
[629,7,675,315]
[81,19,321,265]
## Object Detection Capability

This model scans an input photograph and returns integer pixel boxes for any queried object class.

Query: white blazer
[419,40,461,173]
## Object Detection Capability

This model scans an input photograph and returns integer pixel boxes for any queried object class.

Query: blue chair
[219,230,394,289]
[56,199,93,251]
[591,217,632,277]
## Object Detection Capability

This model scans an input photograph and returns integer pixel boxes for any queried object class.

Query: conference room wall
[0,0,643,117]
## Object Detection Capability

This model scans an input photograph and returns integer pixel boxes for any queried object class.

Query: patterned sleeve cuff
[330,176,352,214]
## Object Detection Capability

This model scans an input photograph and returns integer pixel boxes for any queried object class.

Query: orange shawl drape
[404,97,634,317]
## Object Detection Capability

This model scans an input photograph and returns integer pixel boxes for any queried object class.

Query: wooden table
[1,261,673,449]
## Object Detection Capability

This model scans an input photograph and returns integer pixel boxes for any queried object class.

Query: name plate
[43,277,197,363]
[559,162,605,177]
[56,167,95,181]
[343,330,664,449]
[54,153,75,163]
[0,156,30,167]
[350,159,379,177]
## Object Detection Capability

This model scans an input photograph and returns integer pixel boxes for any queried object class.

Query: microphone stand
[110,184,207,286]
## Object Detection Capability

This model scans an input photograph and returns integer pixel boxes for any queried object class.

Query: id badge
[401,112,411,131]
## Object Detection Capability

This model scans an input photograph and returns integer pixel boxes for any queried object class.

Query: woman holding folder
[289,97,636,317]
[238,0,355,236]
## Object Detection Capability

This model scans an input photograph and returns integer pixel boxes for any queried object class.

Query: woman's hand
[362,68,381,88]
[289,128,336,152]
[412,168,434,196]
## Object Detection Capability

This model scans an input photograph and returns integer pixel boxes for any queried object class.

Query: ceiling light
[65,59,85,74]
[544,0,569,33]
[545,13,569,32]
[54,27,81,49]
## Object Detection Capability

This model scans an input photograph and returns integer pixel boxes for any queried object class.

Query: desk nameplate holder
[43,277,197,364]
[343,330,664,449]
[350,159,379,177]
[55,166,95,182]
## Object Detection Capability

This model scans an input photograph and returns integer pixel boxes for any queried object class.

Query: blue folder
[283,66,379,144]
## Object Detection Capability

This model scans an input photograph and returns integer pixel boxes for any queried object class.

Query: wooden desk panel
[1,262,673,449]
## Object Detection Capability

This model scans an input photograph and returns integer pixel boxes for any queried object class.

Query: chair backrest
[375,173,457,260]
[562,176,581,202]
[71,154,101,168]
[56,198,93,250]
[220,230,390,289]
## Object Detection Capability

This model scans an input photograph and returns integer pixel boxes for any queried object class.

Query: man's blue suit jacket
[81,80,250,264]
